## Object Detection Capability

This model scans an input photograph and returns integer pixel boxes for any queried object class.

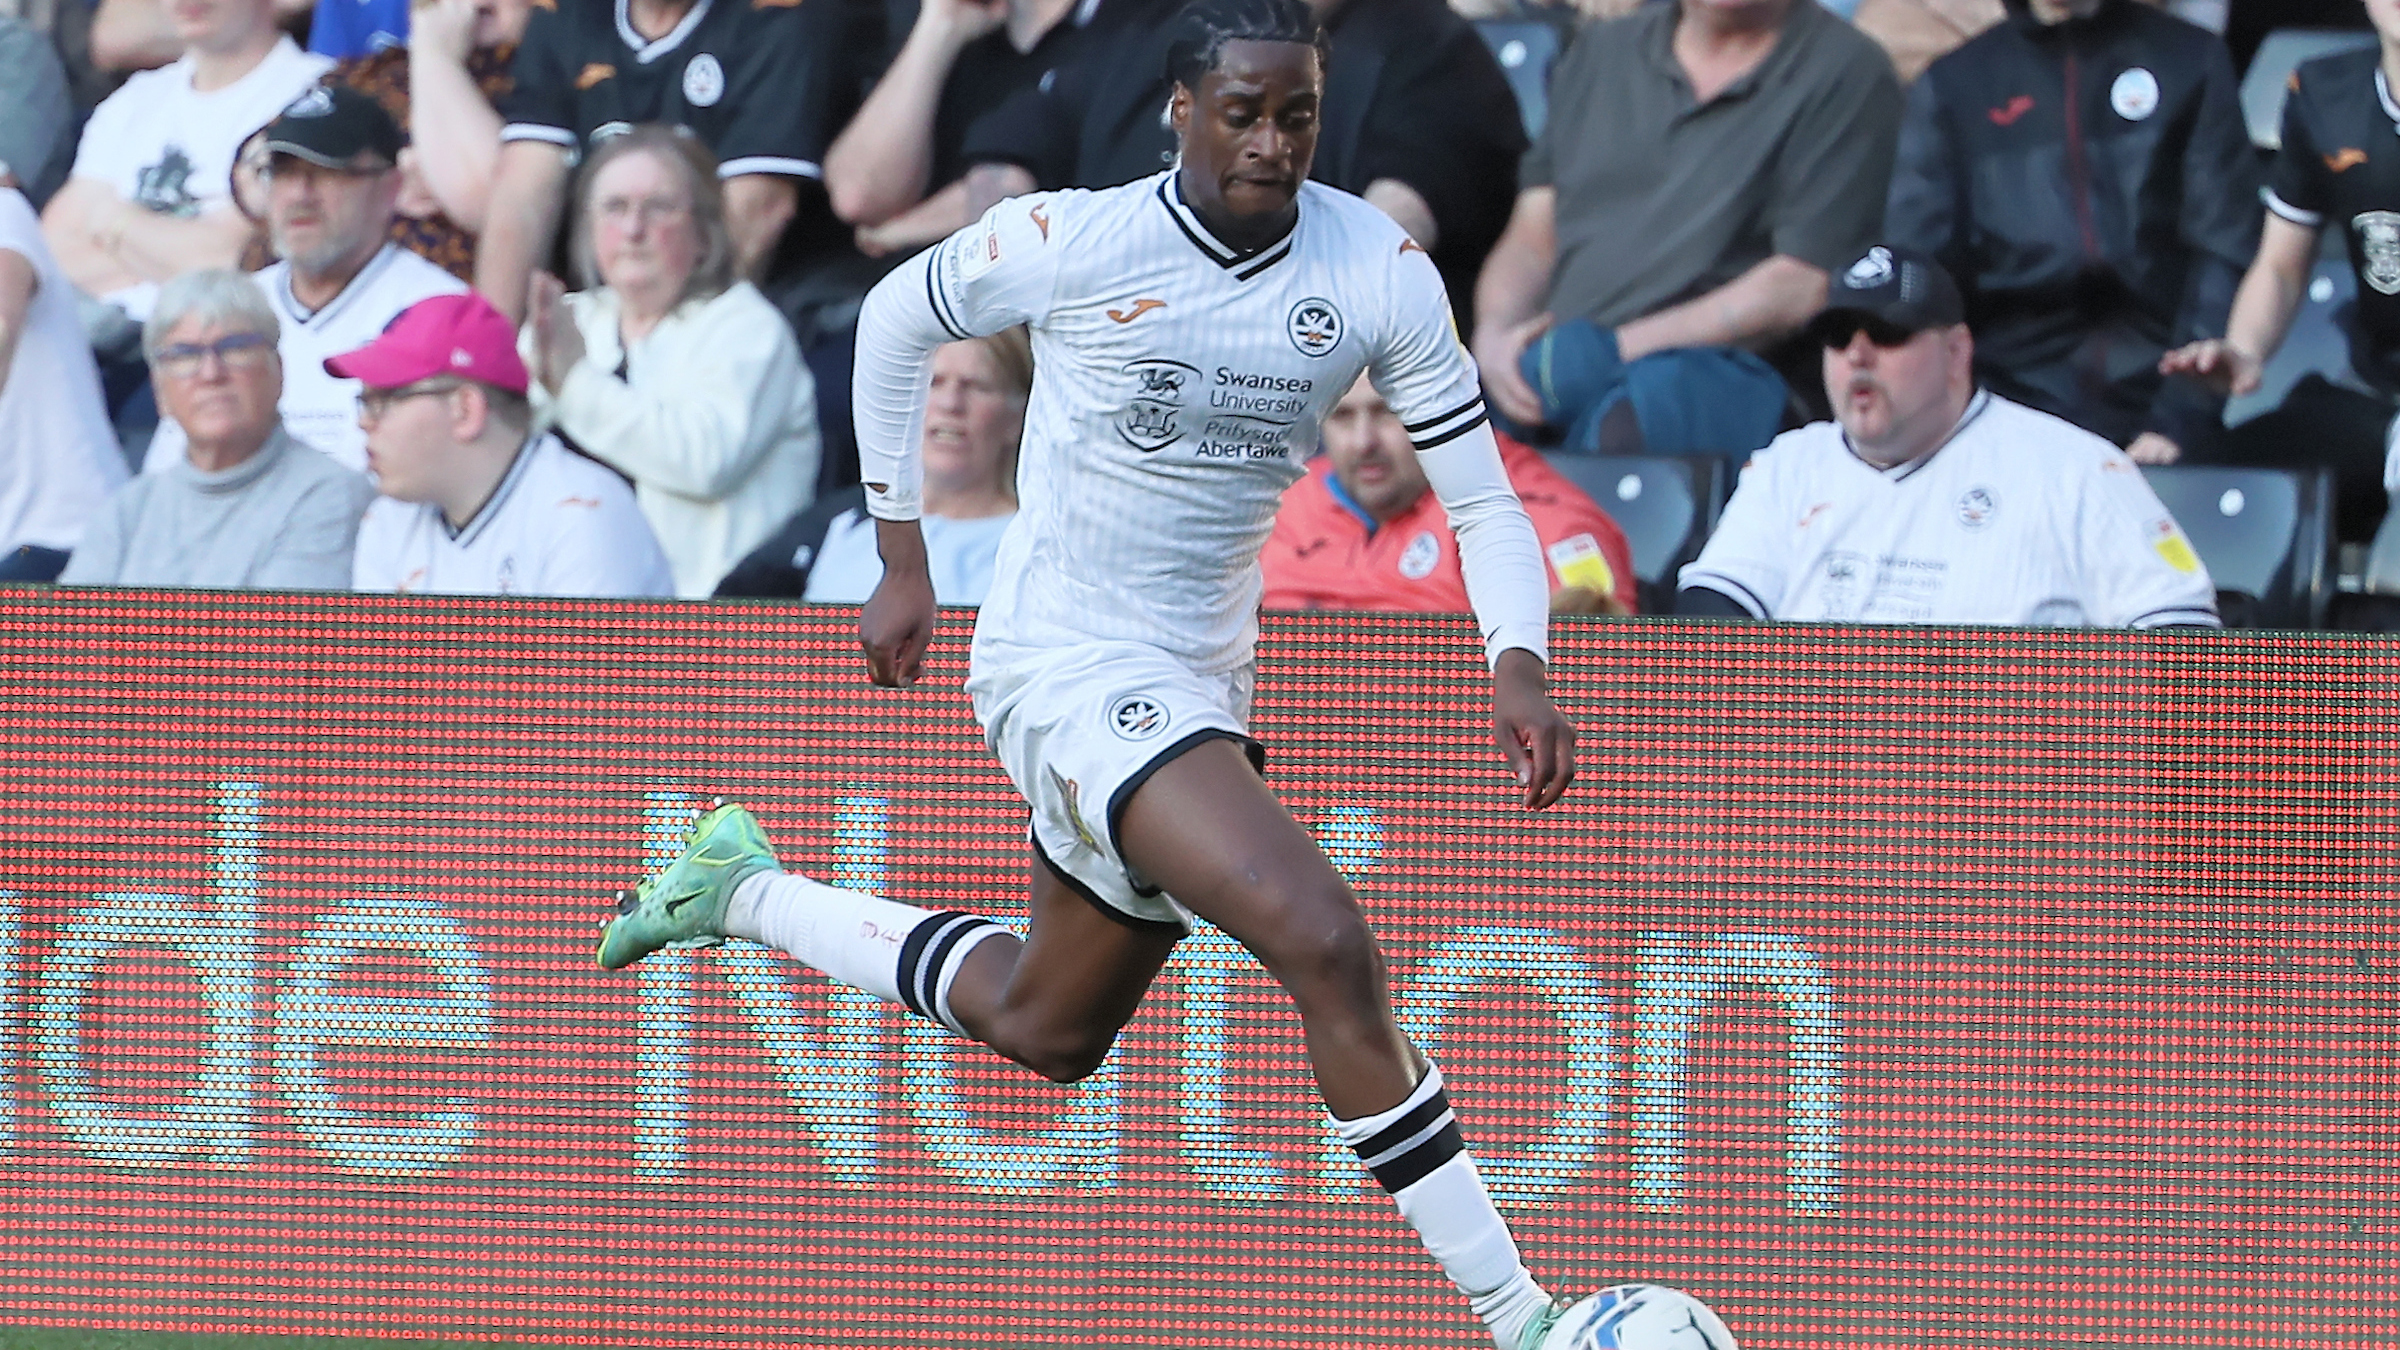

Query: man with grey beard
[145,84,463,476]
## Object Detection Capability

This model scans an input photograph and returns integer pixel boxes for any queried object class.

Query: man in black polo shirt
[1471,0,1901,463]
[472,0,849,321]
[819,0,1170,261]
[2161,0,2400,550]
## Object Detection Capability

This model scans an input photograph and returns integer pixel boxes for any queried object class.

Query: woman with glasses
[521,125,821,598]
[57,267,373,589]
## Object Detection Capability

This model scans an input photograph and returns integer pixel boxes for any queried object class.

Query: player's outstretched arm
[1493,647,1575,811]
[859,518,937,687]
[1415,422,1575,808]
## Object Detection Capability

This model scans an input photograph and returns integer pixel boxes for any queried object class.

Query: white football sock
[725,870,926,1004]
[1331,1063,1554,1350]
[726,871,1009,1037]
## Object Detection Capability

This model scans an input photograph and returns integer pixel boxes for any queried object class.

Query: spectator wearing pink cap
[334,290,674,597]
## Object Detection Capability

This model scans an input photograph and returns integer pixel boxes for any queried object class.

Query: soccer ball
[1536,1284,1739,1350]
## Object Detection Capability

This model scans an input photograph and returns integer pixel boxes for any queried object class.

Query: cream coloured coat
[528,280,819,597]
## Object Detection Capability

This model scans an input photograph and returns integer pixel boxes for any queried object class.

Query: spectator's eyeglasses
[152,332,274,378]
[595,194,693,227]
[1818,318,1919,350]
[358,380,465,422]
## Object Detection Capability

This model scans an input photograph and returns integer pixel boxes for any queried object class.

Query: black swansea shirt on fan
[499,0,844,179]
[2269,48,2400,395]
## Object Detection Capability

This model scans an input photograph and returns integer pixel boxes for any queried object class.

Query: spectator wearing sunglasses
[60,267,375,588]
[1677,245,2219,628]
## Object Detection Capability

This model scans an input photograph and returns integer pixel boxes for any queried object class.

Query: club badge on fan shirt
[2111,68,2159,122]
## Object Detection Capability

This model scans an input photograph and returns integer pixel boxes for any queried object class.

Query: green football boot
[595,798,780,970]
[1514,1299,1570,1350]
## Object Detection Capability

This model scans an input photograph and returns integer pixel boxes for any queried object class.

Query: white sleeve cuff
[2262,187,2324,228]
[500,123,578,147]
[718,156,821,180]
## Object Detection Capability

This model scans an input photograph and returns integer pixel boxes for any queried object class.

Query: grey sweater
[60,425,374,589]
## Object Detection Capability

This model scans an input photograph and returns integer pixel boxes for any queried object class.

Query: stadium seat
[1473,19,1565,141]
[2140,464,2334,628]
[2241,28,2378,149]
[1542,452,1726,613]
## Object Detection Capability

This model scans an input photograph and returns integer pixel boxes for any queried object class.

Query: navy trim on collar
[1156,174,1296,279]
[276,243,401,330]
[445,433,540,544]
[1843,388,1993,480]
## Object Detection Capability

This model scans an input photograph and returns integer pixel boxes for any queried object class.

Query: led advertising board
[0,593,2390,1347]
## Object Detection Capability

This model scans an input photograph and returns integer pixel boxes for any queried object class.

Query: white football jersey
[1681,391,2220,628]
[69,38,333,321]
[146,245,467,476]
[351,433,675,597]
[884,173,1499,675]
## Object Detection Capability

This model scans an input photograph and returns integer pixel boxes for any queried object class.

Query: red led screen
[0,590,2393,1349]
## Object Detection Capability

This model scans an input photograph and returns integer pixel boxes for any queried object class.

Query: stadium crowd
[0,0,2386,627]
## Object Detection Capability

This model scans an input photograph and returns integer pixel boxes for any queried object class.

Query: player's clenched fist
[859,519,936,687]
[1492,648,1576,811]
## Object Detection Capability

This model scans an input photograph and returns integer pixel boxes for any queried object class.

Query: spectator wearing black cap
[1678,244,2220,628]
[1886,0,2258,469]
[150,84,467,475]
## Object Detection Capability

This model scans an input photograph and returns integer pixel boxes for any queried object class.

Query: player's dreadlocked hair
[1163,0,1328,90]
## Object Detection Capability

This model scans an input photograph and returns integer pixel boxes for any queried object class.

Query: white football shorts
[967,640,1261,934]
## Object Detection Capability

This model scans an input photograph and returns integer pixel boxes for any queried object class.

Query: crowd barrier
[0,592,2392,1348]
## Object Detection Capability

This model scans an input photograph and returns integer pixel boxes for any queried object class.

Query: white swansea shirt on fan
[1679,390,2222,628]
[883,171,1520,677]
[352,433,674,597]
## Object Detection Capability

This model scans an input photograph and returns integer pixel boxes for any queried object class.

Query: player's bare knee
[1261,900,1386,1001]
[1013,1024,1119,1084]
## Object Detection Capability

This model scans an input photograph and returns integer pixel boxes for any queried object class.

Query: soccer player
[597,2,1581,1347]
